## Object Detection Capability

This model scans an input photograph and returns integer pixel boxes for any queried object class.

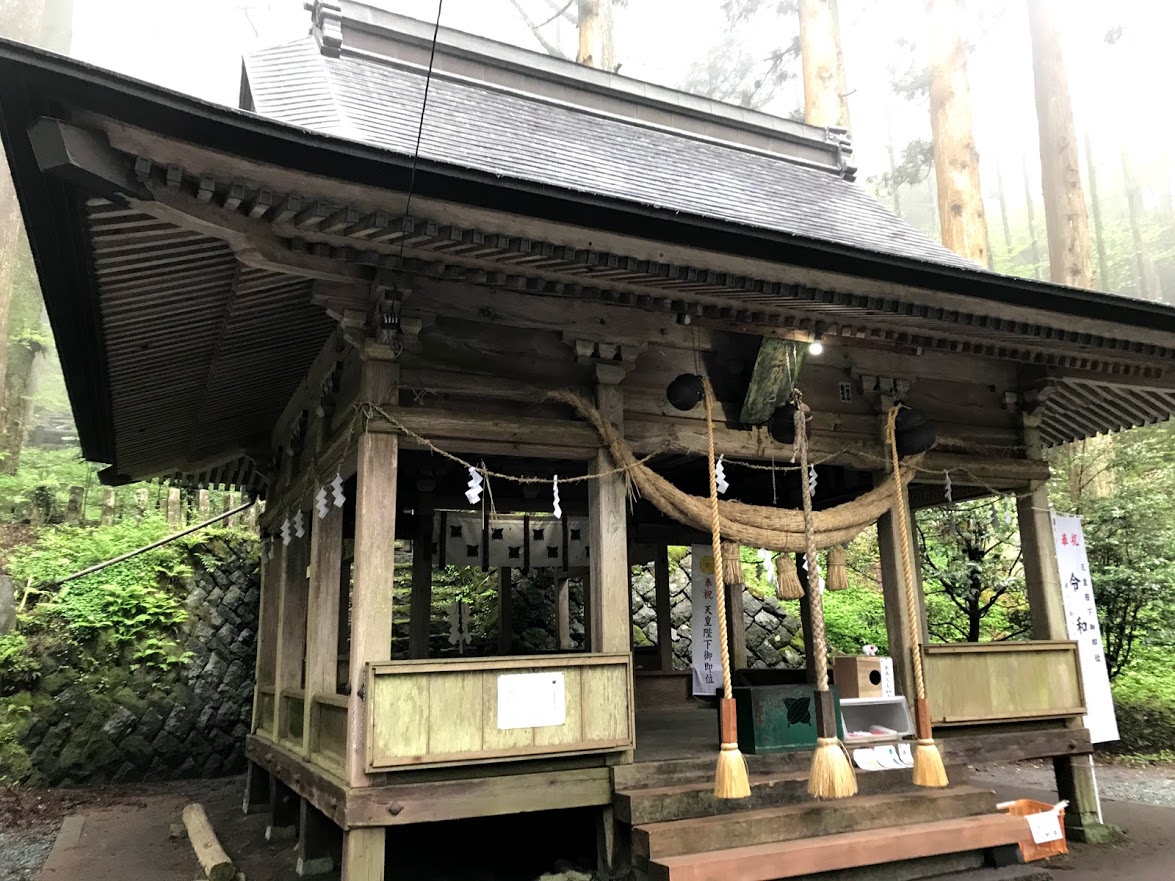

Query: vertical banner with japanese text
[1052,514,1120,743]
[690,544,723,696]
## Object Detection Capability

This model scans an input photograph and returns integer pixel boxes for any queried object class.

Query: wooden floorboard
[648,813,1029,881]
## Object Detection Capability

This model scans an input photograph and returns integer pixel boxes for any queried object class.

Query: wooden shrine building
[4,3,1175,878]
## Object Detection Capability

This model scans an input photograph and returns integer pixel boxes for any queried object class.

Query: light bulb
[809,339,824,356]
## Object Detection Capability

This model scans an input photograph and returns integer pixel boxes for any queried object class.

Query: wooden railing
[256,686,276,735]
[309,693,348,771]
[923,641,1086,725]
[365,653,634,771]
[280,688,305,746]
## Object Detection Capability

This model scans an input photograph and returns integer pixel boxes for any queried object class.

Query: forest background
[0,0,1172,771]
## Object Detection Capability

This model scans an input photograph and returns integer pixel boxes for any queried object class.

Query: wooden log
[181,802,235,881]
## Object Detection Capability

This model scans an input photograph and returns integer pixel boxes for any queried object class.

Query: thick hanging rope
[549,391,919,551]
[797,402,858,799]
[886,406,949,788]
[703,378,751,799]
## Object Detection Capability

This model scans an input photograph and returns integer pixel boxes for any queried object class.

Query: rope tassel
[775,554,805,599]
[795,402,858,800]
[886,407,949,788]
[826,545,850,592]
[703,378,751,800]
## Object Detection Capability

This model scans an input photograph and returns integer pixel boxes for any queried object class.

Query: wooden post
[581,570,594,650]
[724,578,747,673]
[273,518,310,737]
[166,486,182,526]
[876,488,928,706]
[341,827,385,881]
[498,568,514,655]
[296,799,337,877]
[1018,483,1066,641]
[588,381,629,654]
[556,577,572,650]
[654,545,673,671]
[796,553,818,685]
[100,489,116,525]
[252,541,283,732]
[346,353,399,788]
[408,497,433,659]
[242,761,270,814]
[266,776,299,842]
[304,499,343,756]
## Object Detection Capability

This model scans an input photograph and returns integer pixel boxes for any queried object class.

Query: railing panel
[310,694,348,770]
[924,641,1085,725]
[366,653,633,771]
[256,687,275,735]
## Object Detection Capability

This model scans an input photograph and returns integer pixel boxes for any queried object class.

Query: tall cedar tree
[799,0,849,128]
[926,0,988,265]
[1027,0,1093,288]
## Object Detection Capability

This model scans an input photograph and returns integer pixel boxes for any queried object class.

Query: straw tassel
[809,737,858,800]
[826,545,850,592]
[775,554,805,599]
[703,379,751,799]
[722,540,745,590]
[912,699,949,787]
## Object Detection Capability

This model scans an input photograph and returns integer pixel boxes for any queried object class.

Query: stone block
[101,705,137,741]
[136,706,164,740]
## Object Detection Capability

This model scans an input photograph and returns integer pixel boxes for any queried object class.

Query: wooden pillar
[296,799,337,877]
[795,553,818,685]
[876,489,928,706]
[304,499,344,756]
[581,570,594,650]
[654,545,673,671]
[273,516,311,737]
[241,760,270,815]
[556,577,572,650]
[588,380,629,653]
[341,827,384,881]
[346,353,398,789]
[252,540,283,732]
[266,776,298,841]
[723,550,748,673]
[1018,483,1066,641]
[498,568,514,655]
[408,496,434,659]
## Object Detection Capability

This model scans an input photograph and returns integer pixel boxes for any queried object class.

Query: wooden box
[730,684,845,754]
[833,655,896,699]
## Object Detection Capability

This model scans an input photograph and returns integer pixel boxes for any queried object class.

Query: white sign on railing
[691,544,723,696]
[1051,513,1120,743]
[496,672,566,730]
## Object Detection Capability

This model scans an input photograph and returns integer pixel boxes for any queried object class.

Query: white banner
[1051,514,1120,743]
[691,544,723,696]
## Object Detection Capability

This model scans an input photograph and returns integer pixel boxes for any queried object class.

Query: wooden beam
[1018,483,1066,641]
[739,338,803,425]
[347,356,400,787]
[409,496,434,659]
[589,382,630,654]
[273,528,310,738]
[304,500,344,754]
[654,545,673,672]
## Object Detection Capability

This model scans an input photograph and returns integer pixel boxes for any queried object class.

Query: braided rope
[795,404,830,693]
[886,406,926,701]
[702,378,735,708]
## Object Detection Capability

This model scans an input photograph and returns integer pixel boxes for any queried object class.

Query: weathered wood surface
[340,827,384,881]
[738,338,802,425]
[589,383,630,654]
[938,726,1092,765]
[924,640,1085,724]
[273,532,310,737]
[181,802,235,881]
[305,501,343,755]
[1019,482,1067,640]
[365,654,634,770]
[246,734,349,829]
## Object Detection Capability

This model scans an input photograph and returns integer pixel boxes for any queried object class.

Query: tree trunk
[1028,0,1093,288]
[1121,145,1161,301]
[1085,133,1111,292]
[995,163,1013,255]
[1022,155,1043,280]
[799,0,850,129]
[926,0,988,264]
[576,0,613,71]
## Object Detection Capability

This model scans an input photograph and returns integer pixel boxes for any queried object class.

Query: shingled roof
[241,11,976,275]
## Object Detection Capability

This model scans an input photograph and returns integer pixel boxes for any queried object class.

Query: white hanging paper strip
[715,455,729,495]
[315,487,329,520]
[293,510,305,538]
[280,518,291,546]
[944,471,953,504]
[265,537,274,561]
[552,475,562,520]
[465,466,484,505]
[808,464,818,497]
[331,471,345,508]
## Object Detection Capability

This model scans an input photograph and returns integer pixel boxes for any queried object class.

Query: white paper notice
[691,544,723,696]
[1027,810,1064,845]
[1051,514,1120,743]
[496,672,566,730]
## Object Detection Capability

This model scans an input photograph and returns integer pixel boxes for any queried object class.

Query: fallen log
[181,803,235,881]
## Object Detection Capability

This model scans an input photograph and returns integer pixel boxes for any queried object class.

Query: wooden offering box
[731,685,846,754]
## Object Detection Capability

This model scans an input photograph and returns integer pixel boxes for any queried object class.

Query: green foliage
[822,588,889,656]
[1108,647,1175,756]
[0,634,39,696]
[0,446,95,518]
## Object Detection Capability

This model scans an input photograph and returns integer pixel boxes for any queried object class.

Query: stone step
[616,764,970,825]
[647,812,1030,881]
[633,785,998,864]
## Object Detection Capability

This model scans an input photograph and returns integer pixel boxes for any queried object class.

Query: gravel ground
[0,827,56,881]
[972,759,1175,808]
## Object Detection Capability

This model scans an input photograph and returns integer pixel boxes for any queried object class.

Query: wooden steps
[616,765,968,825]
[646,812,1030,881]
[633,785,998,863]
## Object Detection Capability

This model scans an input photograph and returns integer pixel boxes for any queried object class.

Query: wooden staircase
[614,756,1031,881]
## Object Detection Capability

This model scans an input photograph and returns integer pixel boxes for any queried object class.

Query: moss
[632,624,651,647]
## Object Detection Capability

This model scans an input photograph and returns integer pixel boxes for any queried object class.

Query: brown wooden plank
[246,734,348,829]
[589,383,629,654]
[345,767,612,826]
[648,813,1029,881]
[939,727,1092,765]
[273,530,310,739]
[304,501,343,752]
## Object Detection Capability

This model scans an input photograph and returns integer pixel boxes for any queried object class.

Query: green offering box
[731,684,846,754]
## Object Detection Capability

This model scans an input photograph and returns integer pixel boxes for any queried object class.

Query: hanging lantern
[894,408,936,456]
[666,373,705,411]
